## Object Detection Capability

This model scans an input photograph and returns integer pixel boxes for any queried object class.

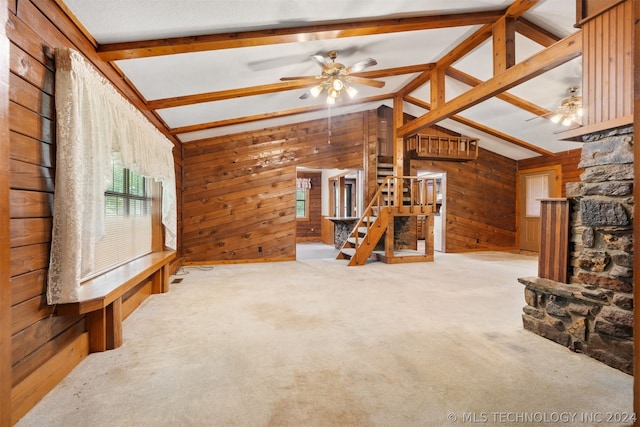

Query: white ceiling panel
[61,0,582,160]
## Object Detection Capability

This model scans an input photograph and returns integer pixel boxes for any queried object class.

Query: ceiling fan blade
[525,111,555,122]
[310,54,329,67]
[280,75,320,81]
[347,58,377,73]
[299,89,315,100]
[347,76,385,88]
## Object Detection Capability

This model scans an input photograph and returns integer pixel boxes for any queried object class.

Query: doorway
[418,171,446,252]
[517,166,561,252]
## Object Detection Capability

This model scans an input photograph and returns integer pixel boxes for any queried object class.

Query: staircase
[336,176,436,266]
[377,156,409,205]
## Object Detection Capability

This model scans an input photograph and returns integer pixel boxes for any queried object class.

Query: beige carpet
[17,247,633,426]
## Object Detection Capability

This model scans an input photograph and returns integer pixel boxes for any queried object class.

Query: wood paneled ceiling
[59,0,584,160]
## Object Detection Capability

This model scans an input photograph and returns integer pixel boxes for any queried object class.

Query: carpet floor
[17,246,633,427]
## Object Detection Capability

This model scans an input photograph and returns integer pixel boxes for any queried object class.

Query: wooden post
[0,1,12,424]
[633,0,640,420]
[393,95,404,178]
[538,199,570,283]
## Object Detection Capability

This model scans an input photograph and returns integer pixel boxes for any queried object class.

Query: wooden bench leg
[151,264,171,294]
[86,309,107,353]
[106,298,123,350]
[86,298,123,352]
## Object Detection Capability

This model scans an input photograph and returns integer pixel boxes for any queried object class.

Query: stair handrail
[348,175,437,249]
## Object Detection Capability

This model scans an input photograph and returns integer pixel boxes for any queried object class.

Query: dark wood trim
[0,0,12,424]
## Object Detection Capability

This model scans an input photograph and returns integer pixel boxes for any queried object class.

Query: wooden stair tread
[341,248,356,257]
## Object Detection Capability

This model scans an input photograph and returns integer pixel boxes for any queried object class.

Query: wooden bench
[56,250,176,353]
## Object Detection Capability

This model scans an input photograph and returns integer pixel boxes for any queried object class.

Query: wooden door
[518,168,559,252]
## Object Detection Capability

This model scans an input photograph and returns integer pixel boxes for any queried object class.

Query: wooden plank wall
[182,111,375,264]
[6,0,183,422]
[410,148,517,252]
[1,0,12,425]
[296,171,322,242]
[517,149,583,197]
[581,0,633,127]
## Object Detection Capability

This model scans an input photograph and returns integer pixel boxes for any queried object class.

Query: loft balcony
[406,134,479,161]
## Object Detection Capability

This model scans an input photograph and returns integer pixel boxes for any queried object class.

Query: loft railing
[406,134,479,161]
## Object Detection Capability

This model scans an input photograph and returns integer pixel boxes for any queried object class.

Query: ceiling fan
[528,86,583,127]
[280,50,385,104]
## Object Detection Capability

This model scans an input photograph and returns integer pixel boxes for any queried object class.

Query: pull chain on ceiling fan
[280,50,385,104]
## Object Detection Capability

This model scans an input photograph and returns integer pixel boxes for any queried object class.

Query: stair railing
[348,176,437,249]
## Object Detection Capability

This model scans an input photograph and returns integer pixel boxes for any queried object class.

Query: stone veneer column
[519,125,633,374]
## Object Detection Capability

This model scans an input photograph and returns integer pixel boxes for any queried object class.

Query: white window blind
[82,165,152,281]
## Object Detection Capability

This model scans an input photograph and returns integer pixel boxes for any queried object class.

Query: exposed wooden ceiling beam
[171,93,393,135]
[353,63,435,79]
[515,18,562,47]
[504,0,540,18]
[147,64,433,110]
[97,11,504,61]
[399,0,542,96]
[398,70,433,98]
[404,95,553,156]
[436,23,494,69]
[398,31,582,138]
[149,81,318,110]
[398,23,494,97]
[493,17,516,75]
[445,67,551,117]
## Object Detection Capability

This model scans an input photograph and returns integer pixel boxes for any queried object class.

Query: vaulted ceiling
[60,0,584,160]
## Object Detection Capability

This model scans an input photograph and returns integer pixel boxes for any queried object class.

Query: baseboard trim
[11,332,89,424]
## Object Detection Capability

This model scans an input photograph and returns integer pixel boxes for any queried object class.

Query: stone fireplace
[519,125,633,374]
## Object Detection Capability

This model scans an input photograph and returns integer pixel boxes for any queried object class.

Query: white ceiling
[61,0,584,160]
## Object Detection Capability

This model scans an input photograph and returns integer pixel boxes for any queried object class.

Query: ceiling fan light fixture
[281,51,383,105]
[310,84,323,98]
[550,86,583,127]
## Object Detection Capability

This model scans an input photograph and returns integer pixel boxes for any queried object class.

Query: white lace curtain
[47,47,177,304]
[296,178,312,189]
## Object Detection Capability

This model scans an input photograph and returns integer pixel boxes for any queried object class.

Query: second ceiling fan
[280,50,385,104]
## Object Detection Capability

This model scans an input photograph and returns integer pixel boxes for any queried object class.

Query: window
[83,165,153,280]
[296,188,309,219]
[525,174,549,217]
